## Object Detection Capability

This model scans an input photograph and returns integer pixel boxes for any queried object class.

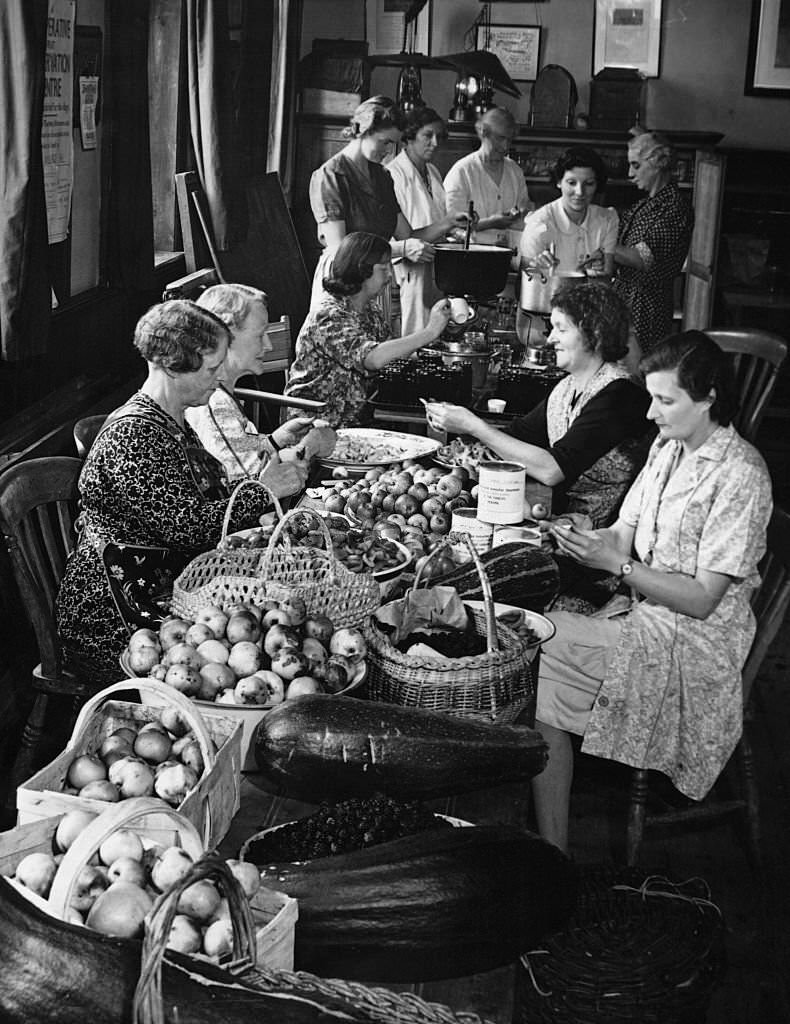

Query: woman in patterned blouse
[532,331,772,854]
[56,301,276,683]
[186,283,336,487]
[612,130,694,355]
[285,232,451,427]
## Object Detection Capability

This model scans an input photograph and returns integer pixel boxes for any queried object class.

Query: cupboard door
[683,150,726,331]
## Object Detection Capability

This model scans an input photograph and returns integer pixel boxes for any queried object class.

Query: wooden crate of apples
[4,798,296,966]
[125,597,368,707]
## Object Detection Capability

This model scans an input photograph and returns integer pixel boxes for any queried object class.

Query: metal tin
[477,461,526,525]
[450,507,494,553]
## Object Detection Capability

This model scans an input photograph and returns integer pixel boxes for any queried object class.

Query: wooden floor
[1,614,788,1024]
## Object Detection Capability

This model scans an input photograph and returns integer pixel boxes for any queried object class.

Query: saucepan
[520,269,587,314]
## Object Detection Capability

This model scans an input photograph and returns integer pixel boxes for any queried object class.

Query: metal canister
[476,461,526,525]
[450,507,493,553]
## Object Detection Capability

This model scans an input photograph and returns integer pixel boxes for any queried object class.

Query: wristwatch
[619,559,634,578]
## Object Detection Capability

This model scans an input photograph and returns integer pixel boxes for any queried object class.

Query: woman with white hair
[186,283,335,492]
[612,130,694,355]
[443,106,532,247]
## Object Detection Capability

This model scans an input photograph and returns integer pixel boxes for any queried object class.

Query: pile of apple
[124,598,367,706]
[11,808,262,954]
[321,460,478,579]
[63,708,206,807]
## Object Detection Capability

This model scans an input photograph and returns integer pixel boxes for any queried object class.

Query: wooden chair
[626,505,790,870]
[0,458,92,786]
[706,328,788,443]
[73,414,108,458]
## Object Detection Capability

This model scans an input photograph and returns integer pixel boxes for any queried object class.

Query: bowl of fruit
[120,599,368,771]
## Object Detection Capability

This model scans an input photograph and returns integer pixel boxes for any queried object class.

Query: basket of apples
[3,797,297,970]
[16,680,242,849]
[121,597,368,772]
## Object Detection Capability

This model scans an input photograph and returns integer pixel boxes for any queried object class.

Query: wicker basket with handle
[170,478,284,618]
[363,534,535,722]
[134,849,494,1024]
[16,679,242,849]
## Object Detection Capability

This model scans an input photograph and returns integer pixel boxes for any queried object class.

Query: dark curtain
[186,0,235,250]
[107,0,155,293]
[0,0,50,362]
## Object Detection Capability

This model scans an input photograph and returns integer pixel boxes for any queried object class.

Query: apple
[271,647,309,681]
[393,493,419,518]
[225,610,261,644]
[303,614,334,645]
[329,627,367,663]
[138,720,169,735]
[108,756,155,798]
[165,642,201,670]
[106,856,147,886]
[151,846,194,893]
[228,640,263,678]
[436,474,463,499]
[15,851,58,898]
[127,646,161,675]
[86,882,153,938]
[134,728,173,764]
[164,663,201,695]
[388,473,412,496]
[196,638,230,666]
[70,864,109,914]
[158,707,189,737]
[203,919,234,959]
[167,914,203,955]
[154,762,199,806]
[301,637,328,675]
[55,809,100,852]
[128,627,161,653]
[263,624,301,658]
[380,493,397,513]
[198,662,236,701]
[185,622,215,648]
[285,676,323,700]
[261,607,293,630]
[407,481,430,502]
[279,595,307,626]
[226,859,261,900]
[177,740,204,777]
[194,604,229,639]
[429,512,451,535]
[421,496,444,518]
[531,502,550,520]
[159,617,192,651]
[67,753,107,790]
[111,726,138,746]
[99,829,144,866]
[234,674,269,705]
[177,879,221,923]
[450,465,472,486]
[79,779,121,802]
[149,664,168,682]
[254,670,285,705]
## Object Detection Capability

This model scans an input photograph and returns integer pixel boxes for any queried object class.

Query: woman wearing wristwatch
[531,330,772,855]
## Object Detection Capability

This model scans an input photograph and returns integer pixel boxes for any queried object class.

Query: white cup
[449,297,472,324]
[487,399,506,414]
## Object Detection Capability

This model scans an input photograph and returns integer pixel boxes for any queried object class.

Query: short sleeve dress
[612,182,693,354]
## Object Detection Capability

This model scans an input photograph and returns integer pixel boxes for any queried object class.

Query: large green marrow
[247,823,576,982]
[253,694,548,802]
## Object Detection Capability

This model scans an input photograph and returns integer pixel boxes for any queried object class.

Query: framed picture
[745,0,790,95]
[366,0,432,56]
[475,23,541,82]
[593,0,662,78]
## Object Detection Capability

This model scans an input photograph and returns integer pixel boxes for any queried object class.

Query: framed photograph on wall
[366,0,432,56]
[475,23,541,81]
[593,0,662,78]
[745,0,790,95]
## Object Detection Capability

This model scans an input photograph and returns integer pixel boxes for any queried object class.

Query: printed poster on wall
[42,0,76,243]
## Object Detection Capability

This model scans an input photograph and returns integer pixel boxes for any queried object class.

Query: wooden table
[216,772,534,1024]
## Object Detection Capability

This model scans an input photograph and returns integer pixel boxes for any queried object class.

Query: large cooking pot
[519,269,587,313]
[421,344,507,390]
[433,243,512,300]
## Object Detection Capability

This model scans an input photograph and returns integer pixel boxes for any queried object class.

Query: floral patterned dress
[612,182,693,354]
[581,424,772,799]
[56,392,269,684]
[284,294,390,427]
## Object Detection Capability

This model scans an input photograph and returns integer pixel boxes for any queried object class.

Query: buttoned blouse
[309,146,401,244]
[519,198,619,272]
[582,425,773,799]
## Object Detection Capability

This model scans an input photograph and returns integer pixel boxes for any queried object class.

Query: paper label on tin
[477,462,526,525]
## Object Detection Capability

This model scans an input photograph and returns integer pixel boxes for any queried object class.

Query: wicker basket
[170,479,284,618]
[134,850,495,1024]
[364,535,534,721]
[172,505,380,630]
[514,864,726,1024]
[16,680,242,849]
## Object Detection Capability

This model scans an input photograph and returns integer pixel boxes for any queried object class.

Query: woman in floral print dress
[56,300,273,685]
[531,330,772,854]
[285,232,451,427]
